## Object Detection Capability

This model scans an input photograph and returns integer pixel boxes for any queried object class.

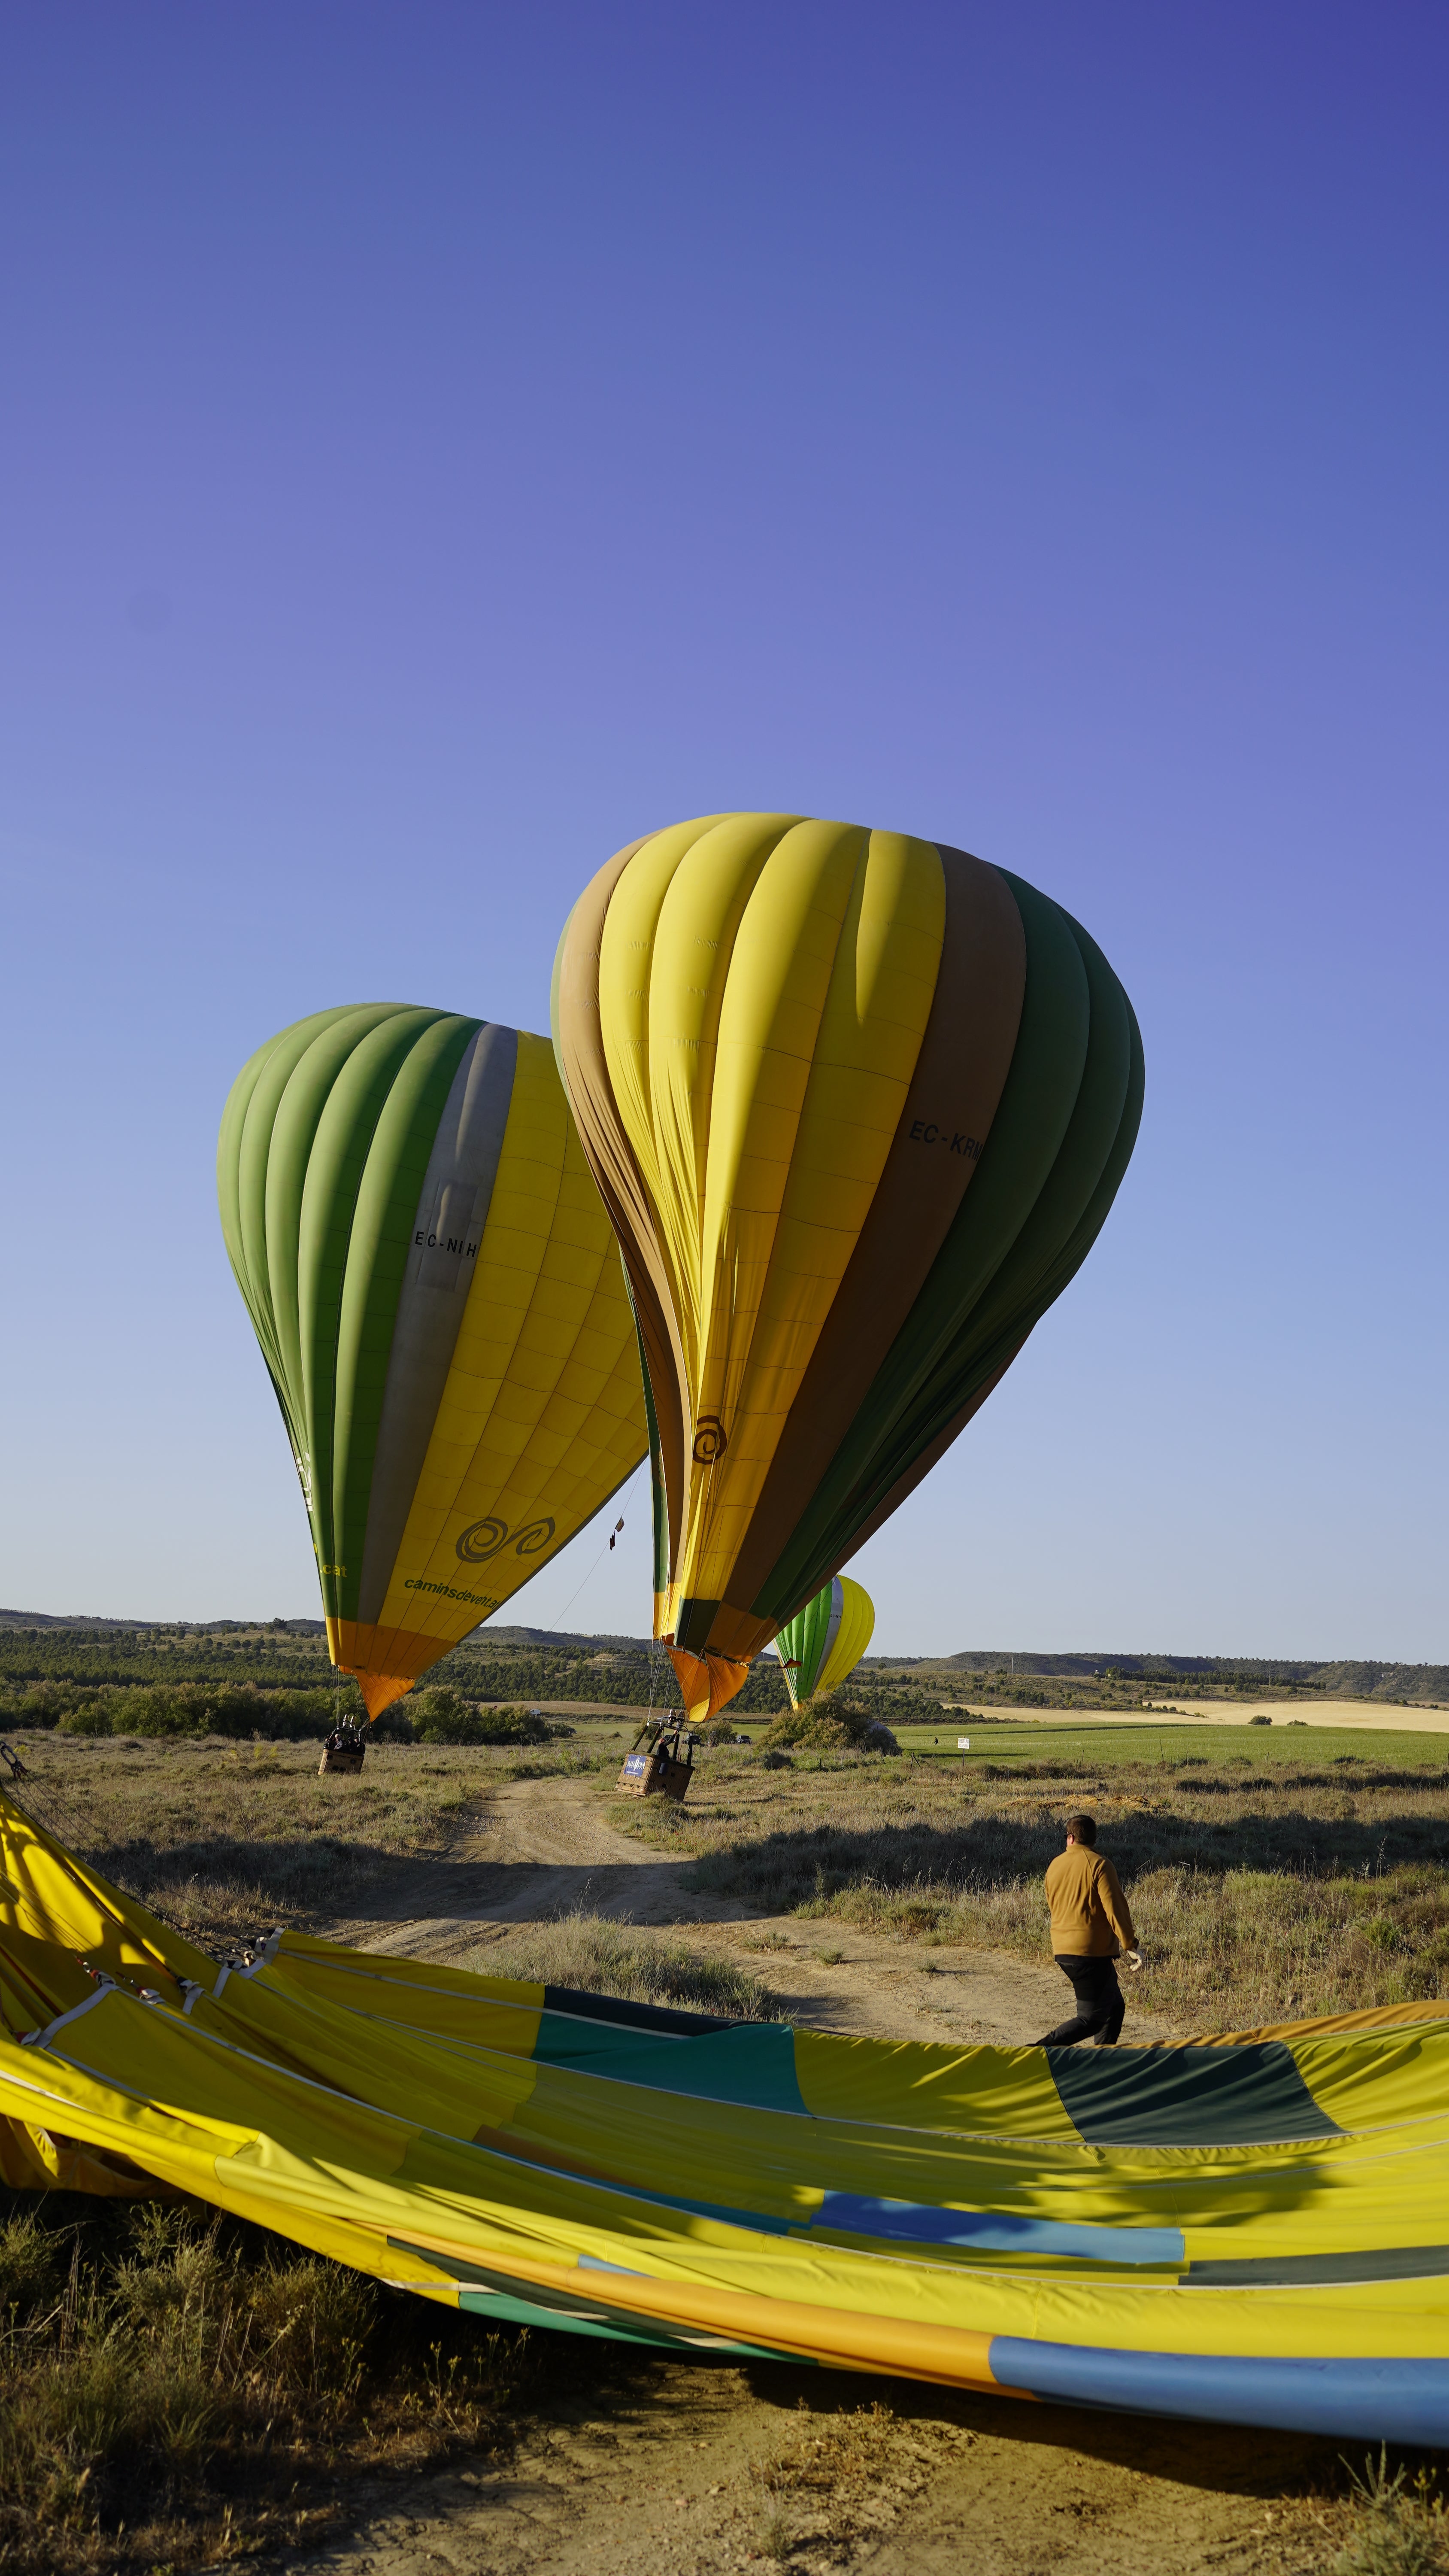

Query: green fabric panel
[219,1008,392,1538]
[775,1582,834,1704]
[258,1009,412,1530]
[220,1008,365,1400]
[635,1309,671,1601]
[755,876,1091,1620]
[791,910,1143,1577]
[1049,2043,1340,2147]
[457,2277,786,2357]
[328,1014,480,1614]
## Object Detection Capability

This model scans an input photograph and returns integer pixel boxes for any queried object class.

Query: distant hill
[867,1649,1449,1704]
[0,1613,1441,1705]
[0,1610,326,1635]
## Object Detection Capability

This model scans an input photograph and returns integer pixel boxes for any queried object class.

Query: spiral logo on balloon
[455,1514,557,1564]
[455,1517,508,1563]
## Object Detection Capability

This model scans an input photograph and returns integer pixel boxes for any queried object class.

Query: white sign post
[957,1735,970,1773]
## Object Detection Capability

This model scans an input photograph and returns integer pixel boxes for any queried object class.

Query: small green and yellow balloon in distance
[552,812,1143,1726]
[772,1576,874,1710]
[218,1005,649,1715]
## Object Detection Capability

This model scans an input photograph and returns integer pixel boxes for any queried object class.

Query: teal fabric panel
[532,2016,807,2114]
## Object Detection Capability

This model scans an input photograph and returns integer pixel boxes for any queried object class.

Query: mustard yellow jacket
[1044,1845,1136,1957]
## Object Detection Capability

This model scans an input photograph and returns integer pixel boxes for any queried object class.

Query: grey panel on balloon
[356,1023,519,1624]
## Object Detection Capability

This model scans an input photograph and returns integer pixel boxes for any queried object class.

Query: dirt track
[332,1770,1174,2050]
[287,2357,1331,2574]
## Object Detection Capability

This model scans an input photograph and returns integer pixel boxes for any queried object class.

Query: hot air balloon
[773,1576,874,1710]
[218,1005,649,1714]
[553,814,1142,1723]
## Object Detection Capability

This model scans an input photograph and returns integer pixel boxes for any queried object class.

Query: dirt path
[330,1772,1175,2049]
[284,2356,1330,2576]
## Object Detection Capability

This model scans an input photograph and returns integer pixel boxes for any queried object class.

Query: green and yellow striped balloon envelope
[773,1576,874,1709]
[218,1005,648,1713]
[553,815,1143,1724]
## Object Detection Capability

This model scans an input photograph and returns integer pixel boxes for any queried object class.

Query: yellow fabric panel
[602,818,944,1613]
[814,1577,876,1700]
[794,2028,1081,2140]
[600,814,799,1395]
[1283,2029,1449,2132]
[268,1936,547,2059]
[685,823,865,1600]
[1191,1999,1449,2044]
[0,1792,215,1991]
[373,1030,646,1648]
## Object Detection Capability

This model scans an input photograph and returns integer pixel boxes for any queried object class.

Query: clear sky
[1,3,1444,1658]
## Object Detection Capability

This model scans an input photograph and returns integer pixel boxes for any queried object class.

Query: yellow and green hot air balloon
[773,1576,874,1710]
[553,813,1143,1725]
[218,1005,649,1714]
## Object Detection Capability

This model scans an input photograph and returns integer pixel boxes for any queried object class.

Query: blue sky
[1,3,1444,1657]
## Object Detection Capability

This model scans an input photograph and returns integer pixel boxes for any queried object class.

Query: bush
[475,1912,786,2019]
[409,1689,552,1746]
[368,1702,415,1744]
[759,1692,900,1757]
[1249,1713,1273,1727]
[26,1682,369,1741]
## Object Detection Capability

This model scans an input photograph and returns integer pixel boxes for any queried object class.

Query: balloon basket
[319,1721,367,1777]
[617,1714,695,1802]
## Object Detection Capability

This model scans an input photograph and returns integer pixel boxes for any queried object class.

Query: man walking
[1037,1813,1140,2047]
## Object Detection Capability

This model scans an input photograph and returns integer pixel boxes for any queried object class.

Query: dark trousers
[1039,1953,1124,2047]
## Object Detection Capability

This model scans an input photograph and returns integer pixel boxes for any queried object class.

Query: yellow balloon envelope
[553,814,1142,1721]
[218,1005,648,1713]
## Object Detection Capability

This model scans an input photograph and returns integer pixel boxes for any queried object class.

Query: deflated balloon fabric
[0,1789,1446,2442]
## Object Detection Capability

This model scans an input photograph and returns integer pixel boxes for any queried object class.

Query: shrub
[759,1692,899,1757]
[48,1683,368,1741]
[409,1689,552,1746]
[475,1912,785,2019]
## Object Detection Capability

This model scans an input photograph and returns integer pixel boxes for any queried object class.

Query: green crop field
[890,1716,1449,1771]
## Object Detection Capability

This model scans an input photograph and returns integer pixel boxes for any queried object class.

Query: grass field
[892,1714,1449,1768]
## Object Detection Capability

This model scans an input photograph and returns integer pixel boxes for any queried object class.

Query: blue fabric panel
[990,2338,1449,2442]
[813,2195,1184,2265]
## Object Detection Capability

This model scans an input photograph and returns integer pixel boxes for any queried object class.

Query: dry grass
[468,1911,791,2019]
[5,1735,525,1951]
[0,2187,606,2574]
[613,1750,1449,2029]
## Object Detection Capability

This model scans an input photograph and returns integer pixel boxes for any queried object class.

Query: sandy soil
[283,2358,1334,2575]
